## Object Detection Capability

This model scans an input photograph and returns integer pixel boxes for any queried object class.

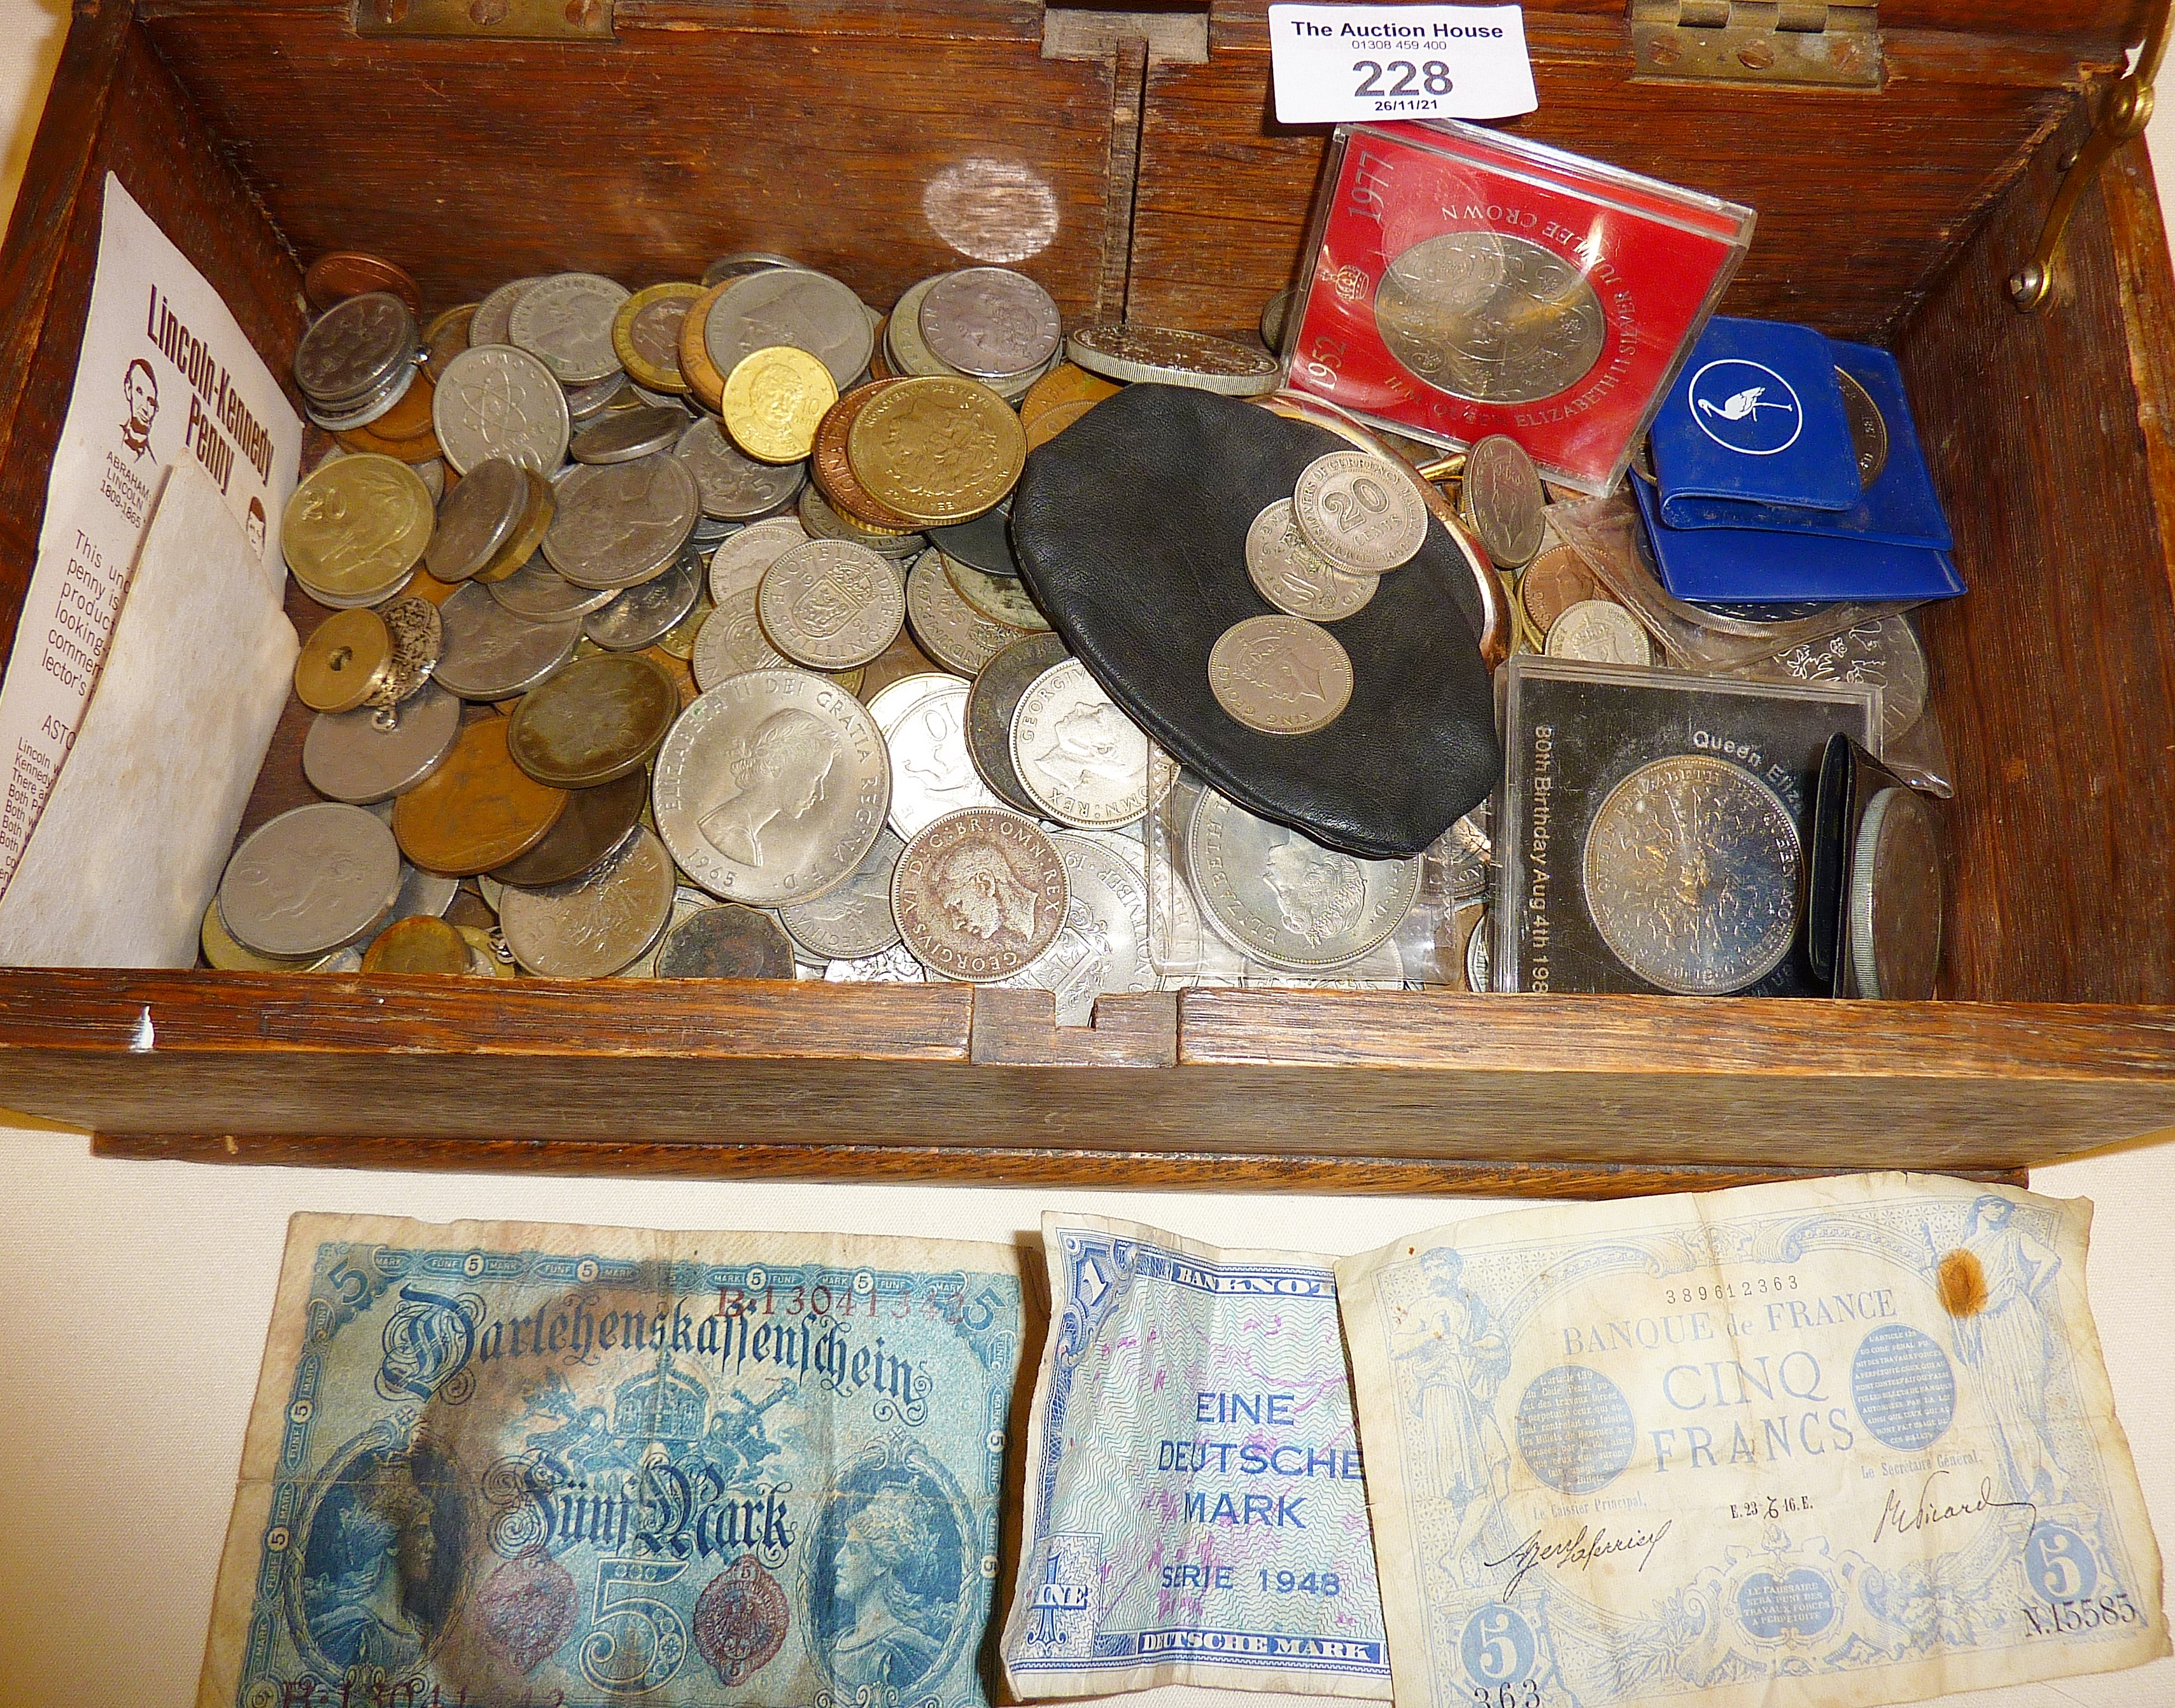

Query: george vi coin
[1545,599,1654,666]
[964,631,1070,815]
[1374,231,1606,405]
[1025,832,1155,1023]
[652,668,890,906]
[220,802,404,958]
[1244,498,1377,621]
[1292,450,1430,574]
[1185,788,1420,974]
[433,344,570,475]
[1583,753,1802,995]
[499,823,676,978]
[1009,659,1149,829]
[892,806,1069,981]
[1459,434,1548,569]
[1207,614,1353,736]
[655,904,798,979]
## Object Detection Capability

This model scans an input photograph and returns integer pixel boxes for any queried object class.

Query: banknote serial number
[2021,1593,2144,1636]
[1661,1276,1800,1305]
[1158,1567,1344,1595]
[1470,1684,1542,1708]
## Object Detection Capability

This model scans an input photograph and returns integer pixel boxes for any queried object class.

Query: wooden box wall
[1,0,2173,1194]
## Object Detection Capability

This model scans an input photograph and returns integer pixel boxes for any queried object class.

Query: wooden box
[3,0,2173,1194]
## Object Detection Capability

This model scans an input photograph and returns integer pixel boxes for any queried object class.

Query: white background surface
[3,11,2175,1707]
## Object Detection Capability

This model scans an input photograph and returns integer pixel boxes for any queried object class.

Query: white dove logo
[1687,358,1804,456]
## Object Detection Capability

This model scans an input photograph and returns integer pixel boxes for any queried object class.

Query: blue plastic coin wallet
[1652,316,1862,516]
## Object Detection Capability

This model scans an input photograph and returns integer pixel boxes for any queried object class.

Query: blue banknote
[1001,1214,1390,1697]
[1336,1173,2169,1708]
[196,1217,1025,1708]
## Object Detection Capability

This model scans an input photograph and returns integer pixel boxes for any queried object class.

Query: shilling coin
[884,275,962,380]
[294,291,418,407]
[1849,784,1941,1000]
[652,668,890,905]
[847,377,1025,525]
[964,631,1069,814]
[509,272,631,386]
[943,552,1048,631]
[488,551,619,621]
[703,251,803,286]
[1244,498,1377,621]
[393,713,570,875]
[305,253,425,318]
[1837,367,1890,489]
[919,267,1062,380]
[706,267,874,392]
[362,914,474,976]
[1458,434,1547,569]
[433,344,570,475]
[433,581,583,699]
[799,484,923,557]
[692,585,789,689]
[1759,615,1927,746]
[489,773,647,888]
[1292,450,1429,573]
[425,456,528,582]
[757,539,904,669]
[1065,324,1281,395]
[1545,599,1653,666]
[904,549,1015,676]
[721,346,838,465]
[1583,754,1801,995]
[778,827,904,960]
[1010,659,1149,829]
[612,282,702,395]
[585,550,703,651]
[500,823,675,978]
[421,304,476,386]
[928,497,1020,578]
[470,276,544,349]
[676,417,805,521]
[1029,832,1155,1023]
[1518,545,1601,635]
[655,903,796,979]
[893,807,1068,981]
[507,650,679,787]
[871,671,998,839]
[295,608,393,713]
[1208,615,1353,736]
[708,515,812,604]
[542,454,700,590]
[572,405,686,466]
[1375,232,1606,405]
[220,802,404,957]
[202,897,342,972]
[283,454,434,603]
[1187,789,1419,973]
[302,682,463,803]
[811,381,924,531]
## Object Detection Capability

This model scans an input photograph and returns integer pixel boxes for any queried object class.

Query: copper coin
[678,280,734,414]
[505,650,679,787]
[393,715,569,874]
[1518,545,1601,636]
[892,806,1069,981]
[1020,361,1120,428]
[1024,397,1097,452]
[811,381,923,532]
[306,251,425,318]
[295,608,393,713]
[362,914,474,975]
[654,904,796,979]
[421,304,477,386]
[334,415,439,462]
[489,770,648,887]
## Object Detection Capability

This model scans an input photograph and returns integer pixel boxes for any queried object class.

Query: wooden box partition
[2,0,2174,1193]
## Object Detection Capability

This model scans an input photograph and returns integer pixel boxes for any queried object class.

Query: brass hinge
[355,0,612,41]
[1629,0,1881,89]
[2010,0,2173,311]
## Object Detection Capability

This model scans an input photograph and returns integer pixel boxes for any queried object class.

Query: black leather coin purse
[1010,382,1501,858]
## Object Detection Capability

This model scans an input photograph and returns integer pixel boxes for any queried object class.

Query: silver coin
[432,344,570,475]
[702,251,804,287]
[432,581,583,700]
[758,539,904,669]
[1260,288,1293,354]
[918,267,1062,380]
[1292,451,1430,574]
[425,457,528,582]
[542,454,700,590]
[585,550,703,650]
[870,671,997,839]
[1186,788,1420,973]
[675,416,806,521]
[779,827,905,960]
[411,458,446,501]
[470,276,544,349]
[1027,832,1154,1023]
[652,668,890,905]
[1583,754,1802,995]
[892,806,1069,981]
[1010,659,1149,829]
[572,405,686,465]
[499,823,675,978]
[799,485,924,557]
[708,515,811,605]
[361,862,464,948]
[219,802,404,957]
[486,551,619,621]
[1065,325,1281,395]
[565,370,632,424]
[304,363,418,433]
[1848,784,1941,1000]
[1465,907,1493,993]
[302,683,463,803]
[904,547,1014,676]
[1760,615,1927,746]
[1459,434,1547,569]
[1376,232,1607,405]
[705,267,874,391]
[824,942,928,983]
[1207,614,1353,736]
[964,631,1070,814]
[883,275,960,379]
[294,293,417,407]
[1244,498,1377,621]
[1838,367,1891,489]
[691,585,789,690]
[1544,599,1653,666]
[509,271,631,387]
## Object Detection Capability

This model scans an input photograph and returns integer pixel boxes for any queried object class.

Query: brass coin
[1024,397,1097,452]
[295,608,393,713]
[654,904,796,979]
[847,376,1025,525]
[425,456,528,583]
[472,470,556,585]
[812,381,923,531]
[1207,614,1354,735]
[393,715,570,874]
[283,454,435,602]
[304,251,423,318]
[507,650,680,787]
[362,914,473,975]
[351,367,437,448]
[1518,545,1600,636]
[1020,361,1120,429]
[490,770,649,888]
[656,596,711,662]
[642,644,701,710]
[612,282,703,395]
[677,280,735,413]
[722,346,838,464]
[201,898,339,972]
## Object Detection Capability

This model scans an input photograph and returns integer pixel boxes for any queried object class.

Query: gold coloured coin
[722,346,838,464]
[362,914,474,975]
[295,608,393,713]
[612,282,703,395]
[472,470,556,585]
[506,650,680,788]
[678,280,734,414]
[282,454,435,602]
[847,376,1025,525]
[201,899,339,972]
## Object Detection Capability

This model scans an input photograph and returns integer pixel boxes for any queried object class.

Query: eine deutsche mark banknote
[195,1215,1025,1708]
[1336,1173,2167,1708]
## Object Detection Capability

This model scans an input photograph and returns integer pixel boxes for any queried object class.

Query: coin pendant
[1207,615,1353,736]
[892,806,1069,981]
